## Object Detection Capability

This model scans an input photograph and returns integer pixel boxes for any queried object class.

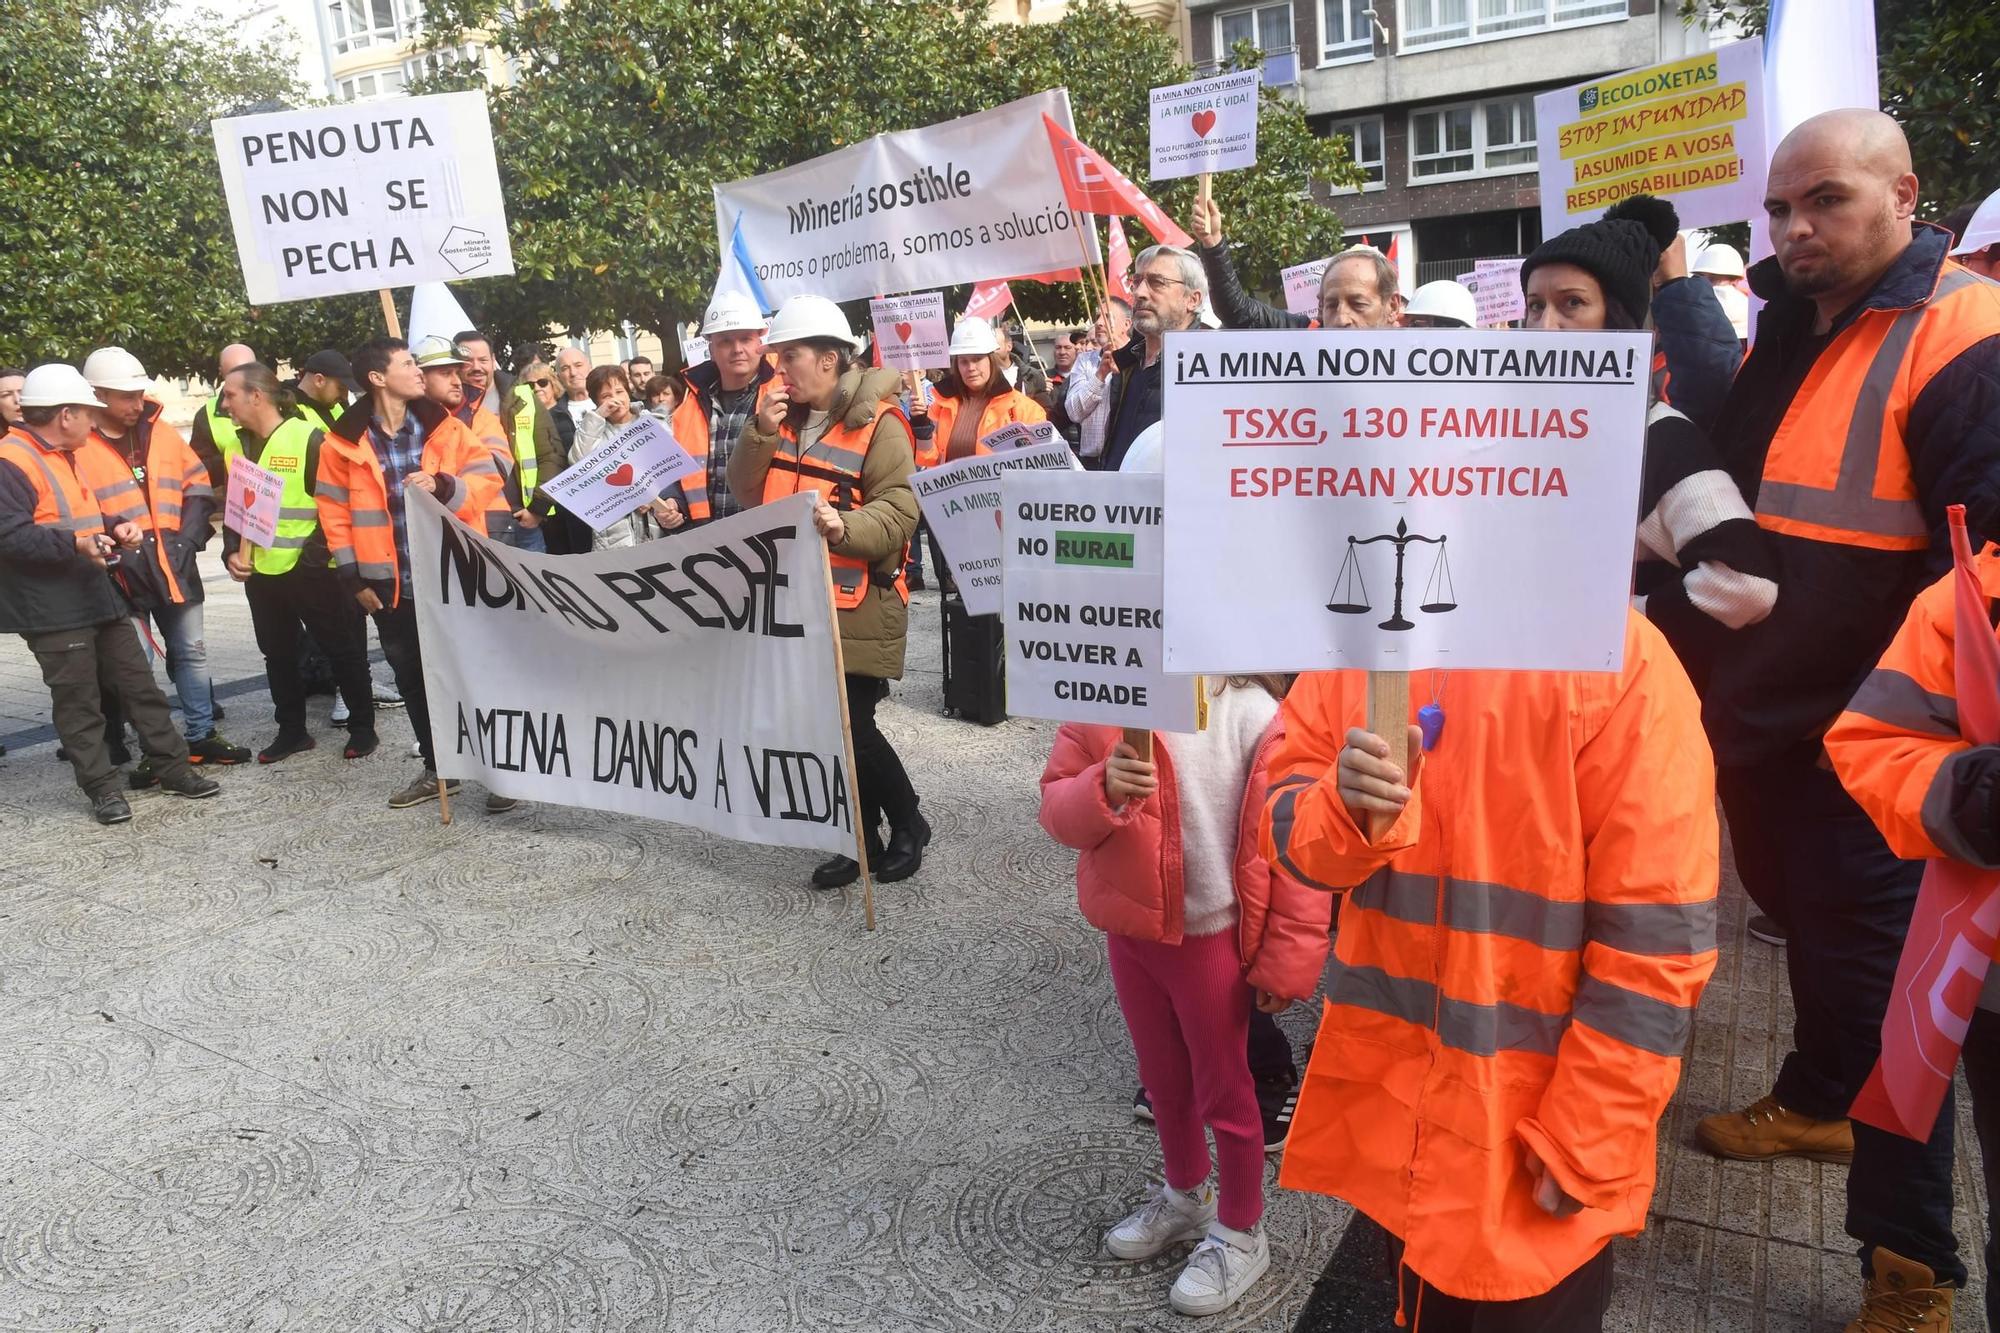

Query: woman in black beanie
[1521,195,1778,687]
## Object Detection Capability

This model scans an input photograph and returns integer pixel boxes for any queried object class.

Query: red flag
[965,280,1014,322]
[1042,114,1194,249]
[1850,504,2000,1140]
[1015,268,1084,283]
[1107,217,1133,301]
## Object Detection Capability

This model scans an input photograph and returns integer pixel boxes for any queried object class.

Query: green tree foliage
[1683,1,1998,219]
[0,0,380,377]
[420,0,1361,359]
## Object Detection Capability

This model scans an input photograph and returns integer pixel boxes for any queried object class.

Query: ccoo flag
[1042,115,1193,249]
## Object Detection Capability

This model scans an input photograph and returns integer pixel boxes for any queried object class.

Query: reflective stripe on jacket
[913,387,1048,469]
[1265,612,1718,1302]
[226,416,327,577]
[760,399,911,612]
[456,402,515,515]
[0,429,106,542]
[76,406,210,604]
[1757,262,2000,552]
[671,365,776,522]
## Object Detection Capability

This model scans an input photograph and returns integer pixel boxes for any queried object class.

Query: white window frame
[1406,95,1539,185]
[404,43,483,83]
[1214,1,1295,62]
[326,0,417,55]
[1397,0,1627,54]
[1320,0,1374,65]
[1327,115,1387,193]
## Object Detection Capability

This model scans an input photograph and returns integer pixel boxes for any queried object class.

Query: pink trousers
[1108,929,1265,1231]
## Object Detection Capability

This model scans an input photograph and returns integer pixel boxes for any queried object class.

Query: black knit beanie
[1520,195,1679,326]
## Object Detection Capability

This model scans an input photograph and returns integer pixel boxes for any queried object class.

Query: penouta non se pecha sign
[212,92,514,304]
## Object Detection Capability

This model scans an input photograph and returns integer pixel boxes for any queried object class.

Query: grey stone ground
[0,553,1987,1331]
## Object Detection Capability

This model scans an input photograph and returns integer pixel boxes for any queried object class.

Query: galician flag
[711,213,775,315]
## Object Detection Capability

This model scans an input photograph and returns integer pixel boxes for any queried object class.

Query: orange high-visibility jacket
[761,398,911,612]
[315,398,500,606]
[1265,612,1719,1303]
[75,405,211,604]
[1827,544,2000,866]
[914,387,1047,469]
[1757,261,2000,553]
[672,363,777,522]
[456,401,515,521]
[0,428,106,543]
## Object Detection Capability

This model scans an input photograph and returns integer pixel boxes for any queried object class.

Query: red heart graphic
[241,487,256,509]
[894,322,914,343]
[605,462,635,486]
[1192,110,1217,138]
[994,511,1003,531]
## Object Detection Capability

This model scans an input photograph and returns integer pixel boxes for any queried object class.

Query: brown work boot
[1845,1247,1954,1331]
[1695,1094,1854,1162]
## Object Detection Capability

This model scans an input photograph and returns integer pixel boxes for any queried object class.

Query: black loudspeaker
[940,592,1007,726]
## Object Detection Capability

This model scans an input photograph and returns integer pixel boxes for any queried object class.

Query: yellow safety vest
[506,381,539,503]
[221,416,326,576]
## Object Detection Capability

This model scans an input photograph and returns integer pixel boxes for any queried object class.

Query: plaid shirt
[705,383,758,520]
[368,411,427,593]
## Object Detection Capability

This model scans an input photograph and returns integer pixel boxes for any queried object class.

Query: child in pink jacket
[1038,676,1333,1318]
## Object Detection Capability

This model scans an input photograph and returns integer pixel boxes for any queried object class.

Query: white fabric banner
[1002,470,1199,732]
[912,440,1078,616]
[1536,40,1768,236]
[713,90,1101,306]
[212,92,513,304]
[408,490,856,855]
[1160,329,1651,674]
[539,415,701,531]
[1149,70,1261,182]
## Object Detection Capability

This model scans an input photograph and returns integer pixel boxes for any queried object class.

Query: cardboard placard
[911,440,1078,616]
[1149,70,1261,182]
[223,453,286,548]
[870,292,949,371]
[540,415,701,532]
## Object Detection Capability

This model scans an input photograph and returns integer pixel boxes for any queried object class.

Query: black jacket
[1705,225,2000,765]
[0,431,127,634]
[1198,240,1312,331]
[1649,277,1743,434]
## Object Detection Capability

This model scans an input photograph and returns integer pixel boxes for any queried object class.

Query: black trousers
[245,564,375,739]
[1392,1239,1613,1332]
[373,598,435,768]
[846,674,918,844]
[1965,1007,2000,1327]
[1718,751,1961,1285]
[26,619,190,800]
[1248,1008,1296,1084]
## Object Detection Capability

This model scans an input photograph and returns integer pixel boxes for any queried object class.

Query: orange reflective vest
[0,428,107,542]
[1757,261,2000,552]
[915,387,1048,469]
[671,370,776,522]
[1265,613,1718,1302]
[1827,543,2000,866]
[760,399,910,611]
[456,401,515,519]
[75,407,210,604]
[315,401,501,607]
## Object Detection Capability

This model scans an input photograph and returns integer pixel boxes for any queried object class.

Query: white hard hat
[1952,189,2000,257]
[702,293,768,337]
[947,317,999,358]
[1691,242,1746,278]
[19,364,105,409]
[1405,280,1477,328]
[763,295,863,353]
[411,334,464,368]
[81,346,152,392]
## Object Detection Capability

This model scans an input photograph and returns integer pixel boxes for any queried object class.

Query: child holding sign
[1038,676,1330,1317]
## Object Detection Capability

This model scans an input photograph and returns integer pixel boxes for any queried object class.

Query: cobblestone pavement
[0,556,1987,1331]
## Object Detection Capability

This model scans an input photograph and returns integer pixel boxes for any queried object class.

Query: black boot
[811,827,885,891]
[877,809,932,883]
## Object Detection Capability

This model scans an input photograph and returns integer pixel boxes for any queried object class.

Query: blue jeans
[490,516,547,553]
[144,600,214,741]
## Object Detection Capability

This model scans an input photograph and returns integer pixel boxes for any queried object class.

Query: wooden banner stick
[824,543,877,931]
[1122,728,1153,762]
[1007,292,1052,378]
[1366,670,1409,842]
[378,288,403,340]
[1198,171,1213,207]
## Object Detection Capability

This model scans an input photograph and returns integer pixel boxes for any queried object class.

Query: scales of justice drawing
[1327,518,1458,631]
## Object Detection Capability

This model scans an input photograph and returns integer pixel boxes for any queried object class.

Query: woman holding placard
[569,365,686,551]
[909,316,1047,469]
[729,294,930,890]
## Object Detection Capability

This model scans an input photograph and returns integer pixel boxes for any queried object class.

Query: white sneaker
[373,678,404,708]
[1105,1179,1217,1261]
[329,696,350,726]
[1170,1223,1270,1317]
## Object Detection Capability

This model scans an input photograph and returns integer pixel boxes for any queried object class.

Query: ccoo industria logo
[1578,86,1599,114]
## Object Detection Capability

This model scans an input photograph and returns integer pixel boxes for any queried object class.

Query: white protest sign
[1457,259,1526,326]
[981,421,1059,453]
[911,440,1078,616]
[408,491,855,855]
[870,292,949,371]
[211,92,513,304]
[223,454,285,548]
[714,90,1101,307]
[1002,470,1198,732]
[681,335,711,368]
[540,415,701,532]
[1161,329,1651,673]
[1150,70,1261,181]
[1282,257,1331,317]
[1535,39,1766,236]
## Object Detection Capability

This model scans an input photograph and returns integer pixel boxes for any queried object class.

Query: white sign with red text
[540,415,701,532]
[1161,329,1651,673]
[224,454,285,548]
[912,440,1079,616]
[870,292,949,371]
[1456,259,1527,326]
[1149,70,1261,181]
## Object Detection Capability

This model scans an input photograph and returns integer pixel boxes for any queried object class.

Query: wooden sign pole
[1122,728,1153,762]
[1198,171,1213,206]
[1366,670,1409,842]
[824,545,877,931]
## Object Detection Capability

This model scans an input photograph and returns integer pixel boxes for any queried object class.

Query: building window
[336,66,406,102]
[1322,0,1373,62]
[1216,1,1294,58]
[404,43,482,83]
[1408,95,1538,182]
[327,0,415,55]
[1327,116,1386,191]
[1400,0,1627,51]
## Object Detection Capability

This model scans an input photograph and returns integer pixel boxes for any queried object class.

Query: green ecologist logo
[1579,87,1599,113]
[1055,530,1136,568]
